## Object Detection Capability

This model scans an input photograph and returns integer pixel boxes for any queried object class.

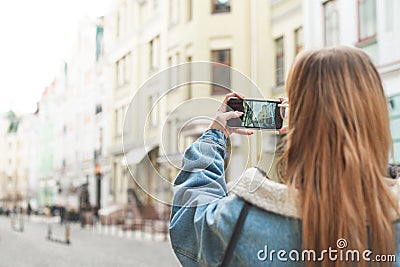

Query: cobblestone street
[0,216,180,267]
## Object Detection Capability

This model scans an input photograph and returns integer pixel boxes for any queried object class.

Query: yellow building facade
[109,0,304,206]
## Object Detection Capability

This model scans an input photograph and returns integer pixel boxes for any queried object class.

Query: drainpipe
[250,0,258,166]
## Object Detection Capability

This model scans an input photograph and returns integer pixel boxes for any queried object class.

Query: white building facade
[303,0,400,162]
[0,111,39,210]
[49,16,113,211]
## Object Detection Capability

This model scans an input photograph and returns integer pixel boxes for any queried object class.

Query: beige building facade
[0,111,39,210]
[108,0,304,207]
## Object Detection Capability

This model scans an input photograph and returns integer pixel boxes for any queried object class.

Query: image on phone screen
[227,98,282,130]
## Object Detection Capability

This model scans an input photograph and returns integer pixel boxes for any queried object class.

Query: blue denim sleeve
[170,128,230,266]
[171,128,228,211]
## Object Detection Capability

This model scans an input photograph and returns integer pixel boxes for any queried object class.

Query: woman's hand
[209,92,254,138]
[278,97,288,135]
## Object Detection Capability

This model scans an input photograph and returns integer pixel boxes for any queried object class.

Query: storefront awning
[124,144,158,165]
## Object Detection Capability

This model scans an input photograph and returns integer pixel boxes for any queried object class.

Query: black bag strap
[221,201,251,267]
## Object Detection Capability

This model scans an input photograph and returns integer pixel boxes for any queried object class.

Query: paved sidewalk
[0,216,180,267]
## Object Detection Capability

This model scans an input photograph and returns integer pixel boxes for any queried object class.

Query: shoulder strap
[221,201,251,267]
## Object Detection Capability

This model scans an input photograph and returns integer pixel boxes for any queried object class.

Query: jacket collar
[230,168,400,220]
[230,168,301,219]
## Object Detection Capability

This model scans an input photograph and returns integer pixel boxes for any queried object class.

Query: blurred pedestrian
[170,47,400,266]
[60,206,65,224]
[27,202,32,220]
[79,203,87,228]
[92,206,99,226]
[45,205,51,217]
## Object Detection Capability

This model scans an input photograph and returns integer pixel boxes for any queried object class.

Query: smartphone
[227,97,283,130]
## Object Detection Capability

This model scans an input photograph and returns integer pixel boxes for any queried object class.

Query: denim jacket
[170,129,400,267]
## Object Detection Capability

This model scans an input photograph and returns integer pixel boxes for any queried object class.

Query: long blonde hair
[277,46,399,266]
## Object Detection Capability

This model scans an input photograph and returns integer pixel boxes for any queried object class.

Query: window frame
[149,36,160,71]
[356,0,377,45]
[95,104,103,115]
[211,49,232,95]
[187,0,193,22]
[275,37,285,86]
[116,53,131,88]
[115,106,125,137]
[148,94,160,127]
[116,4,127,39]
[294,27,303,55]
[323,0,340,47]
[169,0,179,26]
[211,0,231,14]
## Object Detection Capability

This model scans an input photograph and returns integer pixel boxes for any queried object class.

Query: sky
[0,0,112,113]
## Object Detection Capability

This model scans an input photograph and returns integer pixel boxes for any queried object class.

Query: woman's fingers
[209,111,244,138]
[219,92,245,112]
[222,92,245,105]
[223,111,253,136]
[278,125,288,135]
[231,128,254,135]
[209,92,249,137]
[222,111,243,121]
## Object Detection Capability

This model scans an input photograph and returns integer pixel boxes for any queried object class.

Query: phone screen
[227,98,283,130]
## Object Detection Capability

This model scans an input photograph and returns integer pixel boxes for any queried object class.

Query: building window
[211,49,231,95]
[117,60,123,86]
[167,120,173,152]
[115,106,125,136]
[212,0,231,14]
[169,0,179,26]
[357,0,377,42]
[95,104,103,115]
[116,5,127,38]
[116,53,131,88]
[115,109,119,136]
[169,52,180,88]
[187,56,192,99]
[148,95,159,127]
[294,27,303,55]
[149,36,160,70]
[116,9,121,37]
[187,0,193,21]
[95,18,104,61]
[385,0,394,32]
[98,127,103,156]
[275,37,285,86]
[323,0,339,46]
